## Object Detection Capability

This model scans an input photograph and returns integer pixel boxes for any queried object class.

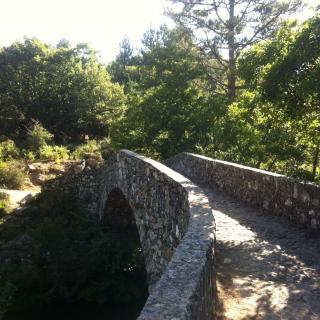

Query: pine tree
[169,0,301,101]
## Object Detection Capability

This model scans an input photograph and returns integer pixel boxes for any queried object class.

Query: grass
[0,192,11,215]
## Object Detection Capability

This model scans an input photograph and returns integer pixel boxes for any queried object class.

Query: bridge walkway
[201,184,320,320]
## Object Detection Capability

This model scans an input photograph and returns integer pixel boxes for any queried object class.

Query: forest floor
[200,185,320,320]
[0,188,39,210]
[0,161,68,210]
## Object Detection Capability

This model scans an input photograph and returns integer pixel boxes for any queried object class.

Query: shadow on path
[201,185,320,320]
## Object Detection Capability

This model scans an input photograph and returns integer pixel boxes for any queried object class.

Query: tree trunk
[256,161,261,169]
[267,156,278,171]
[312,145,319,181]
[227,0,236,102]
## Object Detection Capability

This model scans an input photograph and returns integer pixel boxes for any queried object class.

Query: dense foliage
[110,27,228,158]
[0,191,147,319]
[0,39,124,188]
[107,16,320,182]
[234,17,320,179]
[0,39,125,144]
[1,15,320,180]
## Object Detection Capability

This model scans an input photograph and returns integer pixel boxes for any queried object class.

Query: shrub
[25,121,53,153]
[23,150,36,162]
[72,140,101,160]
[100,138,115,160]
[0,140,20,161]
[0,191,148,317]
[39,145,70,162]
[0,192,11,215]
[0,279,17,319]
[0,161,28,189]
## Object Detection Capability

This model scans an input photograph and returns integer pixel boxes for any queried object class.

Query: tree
[168,0,301,101]
[56,38,71,48]
[110,26,227,159]
[258,16,320,179]
[259,17,320,116]
[108,37,140,92]
[25,120,53,153]
[236,17,320,180]
[0,38,125,143]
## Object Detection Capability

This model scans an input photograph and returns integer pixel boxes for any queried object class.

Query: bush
[23,150,36,162]
[0,279,17,319]
[0,191,148,317]
[0,140,20,161]
[0,161,28,189]
[72,140,102,160]
[0,192,11,215]
[39,145,69,162]
[25,121,53,153]
[100,138,115,160]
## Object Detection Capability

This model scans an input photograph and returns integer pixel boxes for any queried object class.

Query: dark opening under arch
[103,187,149,314]
[104,188,135,226]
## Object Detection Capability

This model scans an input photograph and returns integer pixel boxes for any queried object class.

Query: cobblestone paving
[202,186,320,320]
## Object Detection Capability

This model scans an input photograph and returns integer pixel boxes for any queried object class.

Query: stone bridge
[47,150,320,319]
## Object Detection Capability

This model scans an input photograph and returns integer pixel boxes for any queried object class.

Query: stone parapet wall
[166,153,320,230]
[138,176,216,320]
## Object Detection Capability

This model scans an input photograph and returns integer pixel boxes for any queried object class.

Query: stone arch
[96,151,191,288]
[103,187,135,226]
[102,186,152,287]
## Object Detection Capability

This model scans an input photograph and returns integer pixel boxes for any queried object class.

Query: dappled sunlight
[203,186,320,320]
[218,276,291,319]
[213,209,256,243]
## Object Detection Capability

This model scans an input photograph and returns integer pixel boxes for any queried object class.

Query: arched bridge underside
[47,150,320,320]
